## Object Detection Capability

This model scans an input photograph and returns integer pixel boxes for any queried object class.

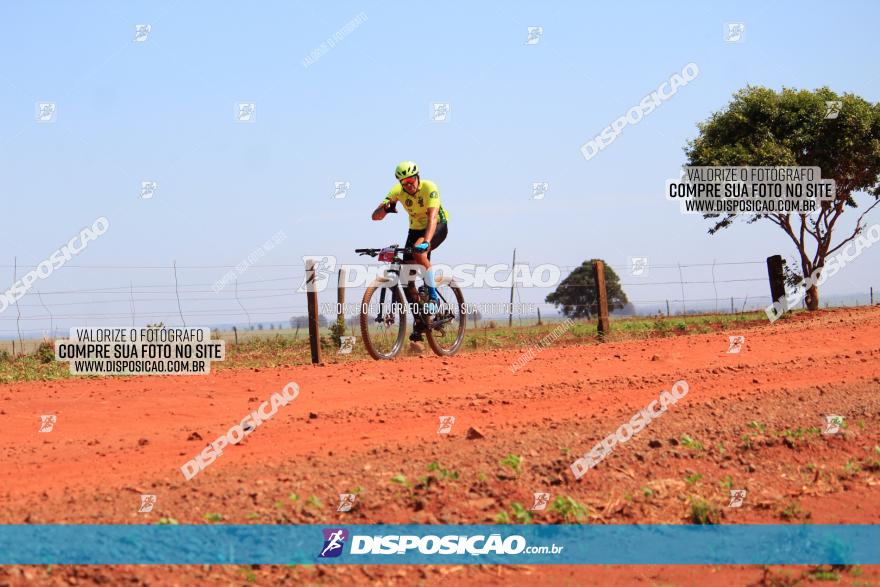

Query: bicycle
[354,245,466,359]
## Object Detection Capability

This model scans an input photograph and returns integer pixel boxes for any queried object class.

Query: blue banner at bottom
[0,524,876,565]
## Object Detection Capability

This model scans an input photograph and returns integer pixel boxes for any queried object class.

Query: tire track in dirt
[1,308,878,586]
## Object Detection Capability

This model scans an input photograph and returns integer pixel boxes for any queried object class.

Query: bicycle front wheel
[359,282,407,360]
[425,282,466,356]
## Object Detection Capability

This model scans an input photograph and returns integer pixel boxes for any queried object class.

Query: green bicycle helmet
[394,160,419,180]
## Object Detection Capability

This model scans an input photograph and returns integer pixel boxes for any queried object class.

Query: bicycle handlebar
[354,246,414,257]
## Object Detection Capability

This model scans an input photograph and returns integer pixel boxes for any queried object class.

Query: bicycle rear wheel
[360,282,407,360]
[425,282,466,356]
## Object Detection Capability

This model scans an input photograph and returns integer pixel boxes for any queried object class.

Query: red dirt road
[1,307,879,585]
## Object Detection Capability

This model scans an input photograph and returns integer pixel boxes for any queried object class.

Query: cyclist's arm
[421,207,439,245]
[372,194,398,221]
[371,201,388,221]
[420,185,441,244]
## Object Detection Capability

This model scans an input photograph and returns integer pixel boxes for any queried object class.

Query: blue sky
[1,1,879,335]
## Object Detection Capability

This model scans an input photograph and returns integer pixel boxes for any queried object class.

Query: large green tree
[545,259,628,319]
[686,86,880,310]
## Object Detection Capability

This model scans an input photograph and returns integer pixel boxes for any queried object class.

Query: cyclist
[371,160,449,342]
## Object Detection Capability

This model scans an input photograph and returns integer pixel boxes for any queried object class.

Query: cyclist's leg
[402,228,425,298]
[403,224,449,339]
[414,222,448,302]
[403,229,427,340]
[426,222,448,257]
[423,222,448,303]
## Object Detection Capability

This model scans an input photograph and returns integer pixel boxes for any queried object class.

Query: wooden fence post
[508,248,516,328]
[337,268,346,336]
[766,255,786,306]
[592,260,610,338]
[305,260,322,364]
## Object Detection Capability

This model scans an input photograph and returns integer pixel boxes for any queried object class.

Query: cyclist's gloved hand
[414,242,430,252]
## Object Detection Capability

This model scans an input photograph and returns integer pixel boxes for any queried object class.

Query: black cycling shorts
[403,222,448,261]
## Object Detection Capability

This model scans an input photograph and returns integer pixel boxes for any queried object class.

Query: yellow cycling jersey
[381,179,449,230]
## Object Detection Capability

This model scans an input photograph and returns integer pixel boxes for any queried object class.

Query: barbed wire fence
[0,258,874,355]
[0,261,306,354]
[497,258,773,326]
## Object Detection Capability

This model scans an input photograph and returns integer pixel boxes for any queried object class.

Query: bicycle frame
[383,261,450,330]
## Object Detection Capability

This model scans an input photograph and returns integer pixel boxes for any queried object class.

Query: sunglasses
[400,177,418,188]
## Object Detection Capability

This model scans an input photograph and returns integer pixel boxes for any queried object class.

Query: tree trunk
[805,284,819,311]
[799,255,820,312]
